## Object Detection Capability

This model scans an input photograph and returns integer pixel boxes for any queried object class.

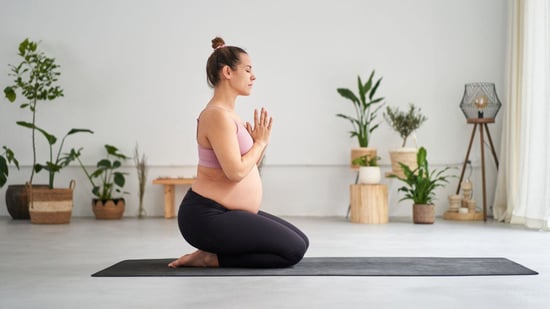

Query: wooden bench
[152,177,195,218]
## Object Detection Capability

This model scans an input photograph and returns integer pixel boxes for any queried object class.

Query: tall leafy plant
[3,38,93,188]
[336,70,385,147]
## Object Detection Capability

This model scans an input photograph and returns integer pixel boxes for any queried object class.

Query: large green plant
[76,144,129,201]
[383,103,427,148]
[4,38,93,188]
[336,70,385,147]
[0,146,19,188]
[390,147,454,204]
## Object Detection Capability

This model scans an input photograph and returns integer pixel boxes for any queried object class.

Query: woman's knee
[282,237,308,266]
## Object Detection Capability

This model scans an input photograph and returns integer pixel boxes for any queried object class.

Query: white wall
[0,0,507,218]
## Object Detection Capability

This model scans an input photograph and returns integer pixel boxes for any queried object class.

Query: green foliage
[18,121,94,188]
[0,146,20,188]
[383,104,427,147]
[77,144,129,201]
[336,70,385,147]
[352,155,380,167]
[389,147,454,205]
[4,38,92,188]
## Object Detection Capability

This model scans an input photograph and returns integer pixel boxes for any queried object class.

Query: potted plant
[76,144,129,219]
[3,38,93,223]
[383,103,427,178]
[351,154,381,184]
[389,147,454,224]
[336,70,385,169]
[0,146,19,189]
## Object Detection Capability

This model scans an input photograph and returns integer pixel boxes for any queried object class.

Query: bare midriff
[192,165,262,213]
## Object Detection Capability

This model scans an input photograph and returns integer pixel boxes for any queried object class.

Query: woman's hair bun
[211,37,226,50]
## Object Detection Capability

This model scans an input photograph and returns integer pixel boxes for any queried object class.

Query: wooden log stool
[349,184,388,224]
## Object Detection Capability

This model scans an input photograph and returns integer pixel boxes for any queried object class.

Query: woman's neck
[210,87,237,111]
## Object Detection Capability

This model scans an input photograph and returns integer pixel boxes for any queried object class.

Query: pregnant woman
[168,37,309,268]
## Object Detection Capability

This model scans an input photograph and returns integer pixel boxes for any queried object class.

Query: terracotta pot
[413,204,435,224]
[92,199,125,220]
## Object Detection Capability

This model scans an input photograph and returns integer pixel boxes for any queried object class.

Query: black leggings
[177,189,309,268]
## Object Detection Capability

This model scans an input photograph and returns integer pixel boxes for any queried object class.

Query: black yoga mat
[92,257,537,277]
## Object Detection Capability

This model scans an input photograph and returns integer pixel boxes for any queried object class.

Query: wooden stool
[349,184,388,224]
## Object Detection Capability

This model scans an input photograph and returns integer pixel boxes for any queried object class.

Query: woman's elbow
[224,169,247,182]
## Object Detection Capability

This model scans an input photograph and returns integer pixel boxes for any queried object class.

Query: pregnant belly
[192,166,262,213]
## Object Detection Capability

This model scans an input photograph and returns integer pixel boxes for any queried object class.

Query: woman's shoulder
[200,106,240,124]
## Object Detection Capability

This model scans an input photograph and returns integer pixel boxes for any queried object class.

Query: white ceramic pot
[358,166,381,184]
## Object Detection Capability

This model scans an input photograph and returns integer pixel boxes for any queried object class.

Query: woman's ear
[221,65,231,80]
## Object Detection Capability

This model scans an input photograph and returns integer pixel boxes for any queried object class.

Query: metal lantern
[459,82,502,119]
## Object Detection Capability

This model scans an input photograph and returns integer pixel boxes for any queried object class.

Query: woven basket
[389,149,417,178]
[27,180,75,224]
[413,204,435,224]
[92,199,126,220]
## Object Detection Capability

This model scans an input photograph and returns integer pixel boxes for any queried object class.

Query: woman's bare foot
[168,250,219,268]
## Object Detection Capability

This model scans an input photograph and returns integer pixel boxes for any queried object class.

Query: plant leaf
[4,86,16,102]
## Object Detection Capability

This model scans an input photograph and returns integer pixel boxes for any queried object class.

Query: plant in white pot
[76,144,129,219]
[3,38,94,223]
[336,70,385,169]
[389,147,454,224]
[351,154,381,184]
[383,103,427,178]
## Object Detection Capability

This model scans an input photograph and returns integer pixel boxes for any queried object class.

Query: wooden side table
[152,177,195,218]
[349,184,388,224]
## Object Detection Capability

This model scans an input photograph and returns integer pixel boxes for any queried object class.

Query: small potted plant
[351,155,381,184]
[389,147,454,224]
[76,144,129,219]
[336,70,385,169]
[3,38,93,223]
[383,103,427,178]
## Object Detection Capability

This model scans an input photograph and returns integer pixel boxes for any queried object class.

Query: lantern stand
[456,118,499,221]
[456,82,502,222]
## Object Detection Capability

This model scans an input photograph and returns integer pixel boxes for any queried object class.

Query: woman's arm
[201,108,272,182]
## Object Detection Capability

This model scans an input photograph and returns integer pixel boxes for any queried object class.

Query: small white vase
[358,166,381,184]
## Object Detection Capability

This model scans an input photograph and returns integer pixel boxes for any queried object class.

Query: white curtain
[493,0,550,230]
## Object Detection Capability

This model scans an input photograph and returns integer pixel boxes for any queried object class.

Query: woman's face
[229,53,256,96]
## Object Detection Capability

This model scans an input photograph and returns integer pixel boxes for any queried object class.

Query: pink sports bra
[197,119,254,168]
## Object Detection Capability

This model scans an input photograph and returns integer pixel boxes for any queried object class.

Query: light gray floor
[0,215,548,309]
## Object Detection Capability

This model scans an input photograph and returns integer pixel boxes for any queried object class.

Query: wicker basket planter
[27,181,75,224]
[413,204,435,224]
[389,148,417,178]
[92,199,125,220]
